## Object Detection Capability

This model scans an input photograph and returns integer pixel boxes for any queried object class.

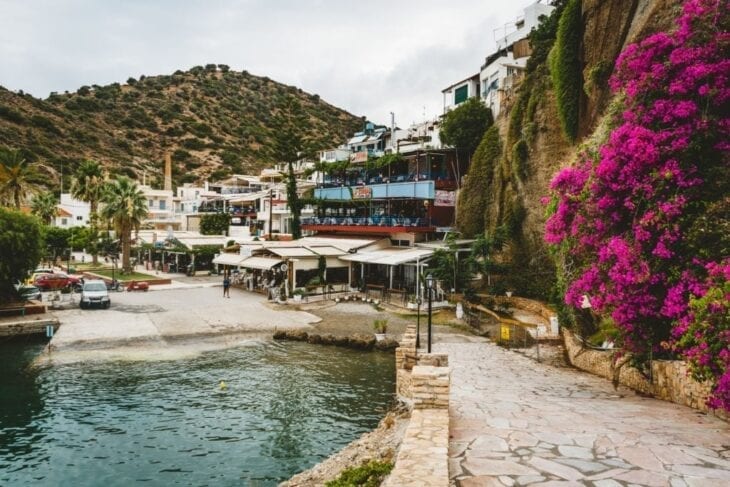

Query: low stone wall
[383,409,449,487]
[563,329,727,421]
[273,329,398,351]
[494,295,556,322]
[388,323,451,486]
[82,272,172,286]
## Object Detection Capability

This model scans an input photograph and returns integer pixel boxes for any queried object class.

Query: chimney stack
[164,153,172,191]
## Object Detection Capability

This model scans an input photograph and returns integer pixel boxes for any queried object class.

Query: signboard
[353,186,372,199]
[500,324,511,341]
[434,190,456,207]
[350,151,368,163]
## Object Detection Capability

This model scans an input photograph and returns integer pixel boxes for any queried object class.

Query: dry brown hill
[0,64,362,188]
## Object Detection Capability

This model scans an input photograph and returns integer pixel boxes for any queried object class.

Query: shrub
[200,213,230,235]
[549,0,582,142]
[0,105,26,124]
[456,126,501,237]
[325,461,393,487]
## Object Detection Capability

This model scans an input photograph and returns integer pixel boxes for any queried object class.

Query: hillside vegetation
[0,64,362,188]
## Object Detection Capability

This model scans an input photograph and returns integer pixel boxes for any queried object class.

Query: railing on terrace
[301,216,430,228]
[319,173,442,188]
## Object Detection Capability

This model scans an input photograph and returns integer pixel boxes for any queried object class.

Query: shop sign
[350,151,368,163]
[434,190,456,207]
[353,186,372,199]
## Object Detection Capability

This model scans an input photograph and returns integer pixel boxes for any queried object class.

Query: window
[159,200,166,210]
[148,199,154,208]
[61,218,68,225]
[76,216,83,221]
[454,85,468,104]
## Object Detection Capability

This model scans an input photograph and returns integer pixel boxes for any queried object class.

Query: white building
[175,183,218,214]
[480,1,554,116]
[54,193,90,228]
[139,185,178,230]
[442,74,480,113]
[319,147,351,164]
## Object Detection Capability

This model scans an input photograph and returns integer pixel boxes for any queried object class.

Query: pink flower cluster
[546,0,729,410]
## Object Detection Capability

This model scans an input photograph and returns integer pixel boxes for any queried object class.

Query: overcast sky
[1,0,539,126]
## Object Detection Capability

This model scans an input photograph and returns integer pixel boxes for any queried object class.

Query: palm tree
[31,192,58,225]
[100,177,148,273]
[0,148,38,208]
[71,160,104,264]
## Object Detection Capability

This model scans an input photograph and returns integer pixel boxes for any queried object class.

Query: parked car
[33,272,82,291]
[80,280,110,309]
[14,281,42,301]
[34,272,83,291]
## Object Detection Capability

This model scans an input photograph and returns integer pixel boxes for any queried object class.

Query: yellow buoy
[219,381,227,390]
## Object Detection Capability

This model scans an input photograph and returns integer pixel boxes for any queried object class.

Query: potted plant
[373,319,388,341]
[292,288,305,303]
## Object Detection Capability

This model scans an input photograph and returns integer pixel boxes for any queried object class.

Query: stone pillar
[411,365,450,410]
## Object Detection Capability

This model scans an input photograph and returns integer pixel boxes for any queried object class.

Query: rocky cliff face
[461,0,684,298]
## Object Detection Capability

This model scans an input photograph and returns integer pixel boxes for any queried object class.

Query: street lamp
[426,273,434,353]
[415,296,422,349]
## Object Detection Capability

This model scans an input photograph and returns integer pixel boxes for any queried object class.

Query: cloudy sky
[1,0,539,126]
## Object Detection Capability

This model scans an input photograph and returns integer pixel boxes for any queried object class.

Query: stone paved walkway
[442,342,730,487]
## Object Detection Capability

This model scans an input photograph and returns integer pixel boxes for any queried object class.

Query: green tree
[0,208,43,300]
[30,192,58,225]
[100,177,148,272]
[0,148,38,208]
[456,126,502,237]
[200,213,230,235]
[429,234,471,293]
[43,226,71,264]
[273,95,311,239]
[549,0,583,142]
[465,227,507,288]
[71,160,105,264]
[69,225,94,251]
[440,97,494,187]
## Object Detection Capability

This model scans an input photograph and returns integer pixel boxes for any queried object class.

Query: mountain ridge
[0,64,363,188]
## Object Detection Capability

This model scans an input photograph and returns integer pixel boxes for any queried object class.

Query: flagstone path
[440,342,730,487]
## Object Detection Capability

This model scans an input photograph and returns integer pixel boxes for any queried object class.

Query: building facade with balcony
[442,74,480,113]
[479,1,554,116]
[304,146,461,243]
[139,185,180,231]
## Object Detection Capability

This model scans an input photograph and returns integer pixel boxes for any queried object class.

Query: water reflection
[0,339,395,486]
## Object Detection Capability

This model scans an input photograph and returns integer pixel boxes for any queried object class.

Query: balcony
[301,216,434,235]
[315,180,435,201]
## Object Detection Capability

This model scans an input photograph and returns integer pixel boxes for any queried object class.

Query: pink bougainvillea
[546,0,729,410]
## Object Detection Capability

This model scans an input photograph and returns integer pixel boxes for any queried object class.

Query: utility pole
[268,188,273,238]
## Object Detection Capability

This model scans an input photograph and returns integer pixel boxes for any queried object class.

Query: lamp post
[426,273,434,353]
[416,296,422,349]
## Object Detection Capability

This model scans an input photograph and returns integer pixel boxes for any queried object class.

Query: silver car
[80,280,111,309]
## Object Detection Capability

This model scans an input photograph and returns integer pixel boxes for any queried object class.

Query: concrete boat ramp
[32,286,319,364]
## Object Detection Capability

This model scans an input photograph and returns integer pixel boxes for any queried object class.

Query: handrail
[301,216,429,227]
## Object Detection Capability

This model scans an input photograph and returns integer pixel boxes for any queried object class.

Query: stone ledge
[383,409,449,487]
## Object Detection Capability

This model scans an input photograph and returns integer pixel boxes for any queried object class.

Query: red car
[34,272,83,291]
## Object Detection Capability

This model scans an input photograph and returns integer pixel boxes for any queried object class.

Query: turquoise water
[0,337,395,486]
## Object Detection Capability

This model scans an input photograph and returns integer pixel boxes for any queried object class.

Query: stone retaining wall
[563,329,727,421]
[494,295,556,322]
[389,323,451,485]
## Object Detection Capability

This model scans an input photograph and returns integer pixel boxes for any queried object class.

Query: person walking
[223,275,231,298]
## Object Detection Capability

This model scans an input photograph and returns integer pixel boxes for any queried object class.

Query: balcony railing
[315,180,436,201]
[302,216,430,228]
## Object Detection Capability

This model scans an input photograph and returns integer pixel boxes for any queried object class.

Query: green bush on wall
[550,0,582,142]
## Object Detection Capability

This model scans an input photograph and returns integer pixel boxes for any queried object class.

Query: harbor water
[0,337,395,486]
